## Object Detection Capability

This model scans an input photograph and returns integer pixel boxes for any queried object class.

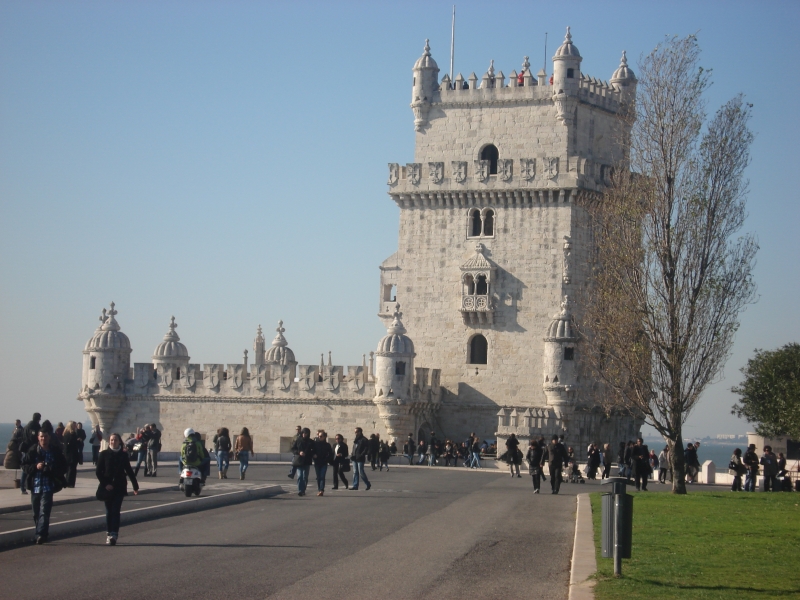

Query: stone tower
[382,28,641,454]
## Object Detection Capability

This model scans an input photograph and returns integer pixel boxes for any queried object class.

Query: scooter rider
[180,429,206,482]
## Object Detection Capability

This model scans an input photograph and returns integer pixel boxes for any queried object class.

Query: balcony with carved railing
[460,294,493,325]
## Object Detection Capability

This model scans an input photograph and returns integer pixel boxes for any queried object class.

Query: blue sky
[1,1,798,438]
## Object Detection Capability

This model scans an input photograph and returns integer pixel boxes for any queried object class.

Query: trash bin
[601,491,632,558]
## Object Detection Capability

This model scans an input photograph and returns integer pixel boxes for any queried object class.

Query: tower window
[567,68,574,79]
[469,335,488,365]
[464,274,475,295]
[383,284,397,302]
[483,210,494,236]
[395,361,406,376]
[480,144,499,175]
[90,356,96,370]
[564,347,574,361]
[475,274,488,295]
[470,209,482,237]
[176,367,181,379]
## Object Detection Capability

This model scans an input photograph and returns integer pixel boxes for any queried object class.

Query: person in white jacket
[657,447,669,484]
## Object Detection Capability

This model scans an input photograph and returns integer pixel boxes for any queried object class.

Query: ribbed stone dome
[413,39,438,70]
[264,321,296,365]
[376,304,415,356]
[544,296,579,341]
[610,50,636,83]
[84,303,131,350]
[553,27,581,59]
[152,316,188,359]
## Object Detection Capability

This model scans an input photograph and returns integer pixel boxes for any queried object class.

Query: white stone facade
[79,29,640,457]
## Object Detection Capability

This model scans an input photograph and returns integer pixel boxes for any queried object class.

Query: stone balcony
[460,294,493,325]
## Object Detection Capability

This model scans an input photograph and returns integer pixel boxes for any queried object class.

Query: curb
[0,484,284,550]
[569,493,597,600]
[0,485,177,515]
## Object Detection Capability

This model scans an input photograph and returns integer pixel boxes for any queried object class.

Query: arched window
[475,274,488,295]
[483,210,494,236]
[464,274,475,295]
[480,144,499,175]
[469,334,488,364]
[470,209,482,237]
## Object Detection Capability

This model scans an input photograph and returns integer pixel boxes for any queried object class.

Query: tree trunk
[670,431,687,494]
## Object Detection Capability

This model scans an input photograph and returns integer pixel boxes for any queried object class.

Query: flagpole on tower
[449,5,455,82]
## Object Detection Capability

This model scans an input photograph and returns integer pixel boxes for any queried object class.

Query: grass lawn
[590,490,800,599]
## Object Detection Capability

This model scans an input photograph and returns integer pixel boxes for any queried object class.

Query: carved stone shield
[182,366,196,389]
[323,367,341,391]
[520,158,536,181]
[406,163,421,185]
[545,157,559,178]
[387,163,399,185]
[499,159,513,181]
[298,365,317,391]
[475,160,489,182]
[278,365,292,390]
[428,162,443,184]
[205,365,220,390]
[452,161,467,183]
[349,366,365,392]
[157,364,173,388]
[134,365,152,390]
[229,365,243,389]
[253,365,267,390]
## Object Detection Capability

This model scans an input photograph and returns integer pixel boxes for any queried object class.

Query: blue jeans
[314,464,328,492]
[352,460,370,488]
[428,454,436,466]
[404,453,414,465]
[135,450,147,473]
[472,452,482,468]
[288,465,297,478]
[104,493,124,536]
[417,453,426,465]
[216,450,229,472]
[239,451,249,475]
[31,491,54,538]
[297,466,310,493]
[744,470,757,491]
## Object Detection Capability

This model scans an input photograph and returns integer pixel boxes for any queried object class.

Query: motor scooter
[179,466,204,497]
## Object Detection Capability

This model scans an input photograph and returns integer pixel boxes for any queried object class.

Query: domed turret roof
[545,296,579,341]
[553,27,581,59]
[153,316,189,359]
[414,39,439,70]
[84,303,131,350]
[376,304,415,355]
[265,320,296,365]
[610,50,636,83]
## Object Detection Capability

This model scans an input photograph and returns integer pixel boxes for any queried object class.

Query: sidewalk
[0,475,174,514]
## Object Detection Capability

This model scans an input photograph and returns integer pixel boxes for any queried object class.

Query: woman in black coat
[96,433,138,545]
[62,421,81,488]
[331,434,349,490]
[526,440,544,493]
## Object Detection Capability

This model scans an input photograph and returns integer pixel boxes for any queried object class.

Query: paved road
[0,465,582,600]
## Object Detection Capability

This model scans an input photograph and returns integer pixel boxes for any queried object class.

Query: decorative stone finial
[619,50,628,67]
[423,39,430,56]
[271,320,288,347]
[327,351,332,367]
[102,302,121,331]
[387,303,408,336]
[488,59,495,77]
[475,242,485,254]
[560,295,572,315]
[564,26,572,43]
[161,316,180,342]
[522,56,530,72]
[169,316,177,332]
[108,302,117,318]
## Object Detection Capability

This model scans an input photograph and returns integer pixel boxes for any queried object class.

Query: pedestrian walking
[632,438,650,491]
[331,434,349,490]
[505,434,522,477]
[146,423,161,477]
[62,421,81,488]
[368,433,380,471]
[291,428,314,496]
[657,446,669,483]
[471,437,482,469]
[403,434,415,465]
[132,425,150,477]
[417,439,427,465]
[213,427,232,479]
[4,426,22,482]
[287,425,301,479]
[22,430,67,544]
[90,425,103,465]
[616,441,627,478]
[760,446,779,492]
[96,432,139,545]
[75,422,87,465]
[602,443,612,479]
[313,430,333,496]
[729,448,746,492]
[378,439,390,471]
[541,435,567,494]
[743,443,759,491]
[234,427,253,480]
[526,439,544,493]
[349,427,371,491]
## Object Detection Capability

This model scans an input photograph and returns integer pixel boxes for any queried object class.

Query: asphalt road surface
[0,464,582,599]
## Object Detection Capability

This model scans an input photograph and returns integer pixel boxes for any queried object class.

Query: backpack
[184,440,198,463]
[218,435,231,452]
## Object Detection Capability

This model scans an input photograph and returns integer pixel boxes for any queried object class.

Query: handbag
[95,483,115,501]
[342,459,351,473]
[291,454,304,468]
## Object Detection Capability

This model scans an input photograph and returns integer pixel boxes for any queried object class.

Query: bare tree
[579,35,758,494]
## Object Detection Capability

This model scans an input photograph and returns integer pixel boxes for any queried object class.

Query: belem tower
[79,29,642,456]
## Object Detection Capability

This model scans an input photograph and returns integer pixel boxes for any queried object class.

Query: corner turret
[373,304,416,441]
[543,296,579,421]
[411,39,440,132]
[552,26,582,95]
[610,50,637,105]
